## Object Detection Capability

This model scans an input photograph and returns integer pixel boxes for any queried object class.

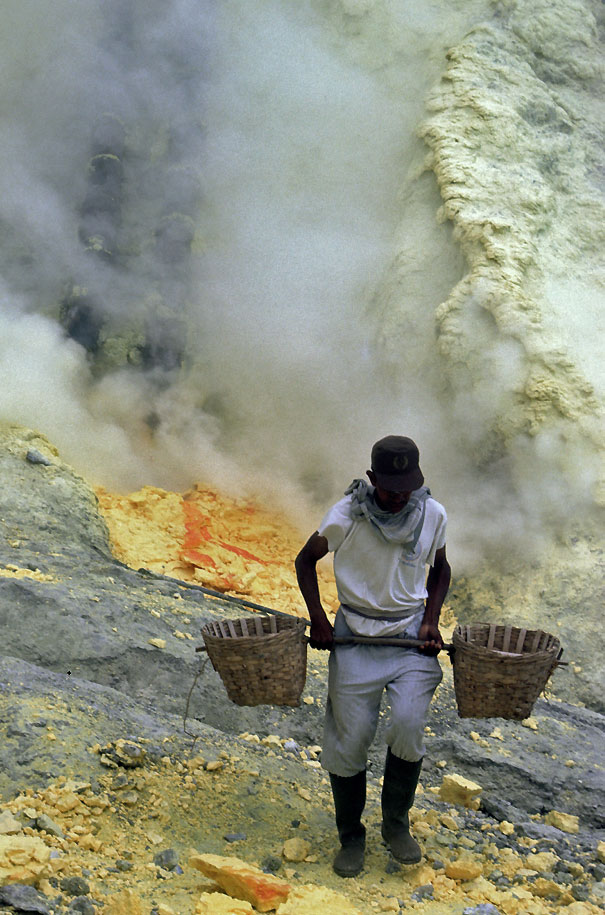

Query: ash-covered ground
[0,424,603,915]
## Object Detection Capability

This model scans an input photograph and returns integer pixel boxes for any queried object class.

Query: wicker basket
[201,615,308,707]
[451,623,562,719]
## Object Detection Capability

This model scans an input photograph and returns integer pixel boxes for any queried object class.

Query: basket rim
[201,614,306,638]
[452,621,560,656]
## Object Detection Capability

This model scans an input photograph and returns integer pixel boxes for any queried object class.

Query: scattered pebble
[224,833,247,843]
[148,638,166,649]
[61,875,91,896]
[26,449,52,466]
[282,838,311,862]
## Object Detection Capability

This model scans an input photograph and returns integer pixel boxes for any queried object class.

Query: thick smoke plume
[0,0,603,567]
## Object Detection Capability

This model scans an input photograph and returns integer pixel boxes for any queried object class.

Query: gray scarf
[344,479,430,548]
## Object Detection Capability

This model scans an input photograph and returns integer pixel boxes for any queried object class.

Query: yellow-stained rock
[461,874,502,905]
[54,792,79,813]
[496,849,525,879]
[444,856,483,881]
[498,820,515,835]
[438,773,482,809]
[0,834,51,886]
[275,884,364,914]
[190,853,291,913]
[195,892,255,914]
[531,877,566,898]
[417,808,439,826]
[0,810,21,835]
[281,838,311,862]
[487,884,553,914]
[78,834,103,852]
[431,873,458,896]
[410,821,433,840]
[406,863,436,888]
[596,839,605,863]
[104,889,144,915]
[563,904,601,915]
[544,810,579,833]
[526,850,559,872]
[261,735,282,749]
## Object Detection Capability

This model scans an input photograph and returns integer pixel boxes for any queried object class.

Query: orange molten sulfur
[95,483,339,618]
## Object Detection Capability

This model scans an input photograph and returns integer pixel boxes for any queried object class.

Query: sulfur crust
[376,0,605,495]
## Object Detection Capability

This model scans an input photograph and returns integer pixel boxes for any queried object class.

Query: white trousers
[321,608,443,777]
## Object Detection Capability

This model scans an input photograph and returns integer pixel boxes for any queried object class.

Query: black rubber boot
[381,747,423,864]
[329,770,366,877]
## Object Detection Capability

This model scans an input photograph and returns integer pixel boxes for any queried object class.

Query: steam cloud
[0,0,603,567]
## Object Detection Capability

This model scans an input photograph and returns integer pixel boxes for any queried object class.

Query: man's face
[367,470,412,513]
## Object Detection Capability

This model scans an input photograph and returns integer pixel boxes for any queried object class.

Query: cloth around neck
[344,478,430,548]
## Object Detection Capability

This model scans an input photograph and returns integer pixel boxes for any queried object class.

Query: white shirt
[318,493,447,637]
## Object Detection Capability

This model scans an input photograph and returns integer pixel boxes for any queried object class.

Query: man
[295,435,450,877]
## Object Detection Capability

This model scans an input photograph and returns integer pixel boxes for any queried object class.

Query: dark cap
[370,435,424,491]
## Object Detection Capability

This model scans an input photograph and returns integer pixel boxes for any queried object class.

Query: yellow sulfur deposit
[564,905,603,915]
[444,856,483,881]
[0,834,51,886]
[281,838,311,862]
[544,810,580,833]
[438,773,482,809]
[96,485,339,618]
[0,566,55,582]
[104,889,144,915]
[0,811,21,835]
[496,848,524,879]
[195,893,255,914]
[531,877,568,899]
[527,850,559,871]
[275,884,364,914]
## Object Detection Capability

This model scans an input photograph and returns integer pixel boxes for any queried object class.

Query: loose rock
[60,875,91,896]
[282,838,311,862]
[189,853,291,913]
[0,882,51,913]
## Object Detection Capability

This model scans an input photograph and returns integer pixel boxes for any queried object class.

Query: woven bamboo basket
[451,622,562,719]
[200,615,308,707]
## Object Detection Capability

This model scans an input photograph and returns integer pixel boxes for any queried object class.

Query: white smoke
[0,0,602,565]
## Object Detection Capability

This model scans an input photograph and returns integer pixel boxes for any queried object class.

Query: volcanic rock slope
[0,424,604,914]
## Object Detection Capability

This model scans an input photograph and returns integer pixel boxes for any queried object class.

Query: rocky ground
[0,424,603,915]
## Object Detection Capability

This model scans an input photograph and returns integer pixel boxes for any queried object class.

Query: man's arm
[295,531,334,650]
[418,545,451,655]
